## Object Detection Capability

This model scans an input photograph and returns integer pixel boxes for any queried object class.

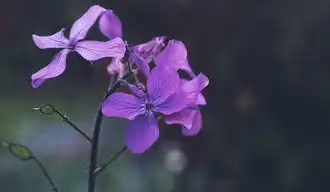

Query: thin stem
[33,157,58,192]
[33,104,92,143]
[87,105,104,192]
[54,110,92,143]
[93,146,127,176]
[87,71,133,192]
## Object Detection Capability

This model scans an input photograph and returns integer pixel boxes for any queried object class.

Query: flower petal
[180,58,193,73]
[99,10,122,39]
[32,28,69,49]
[153,91,188,115]
[69,5,106,42]
[130,51,150,78]
[134,36,166,61]
[102,93,146,120]
[197,93,207,105]
[164,107,197,129]
[107,57,125,78]
[75,37,126,61]
[124,114,159,153]
[155,40,192,72]
[31,49,70,88]
[127,84,147,99]
[147,65,180,104]
[182,109,202,136]
[182,73,209,105]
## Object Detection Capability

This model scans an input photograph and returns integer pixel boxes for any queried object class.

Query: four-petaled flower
[102,65,187,153]
[31,5,126,88]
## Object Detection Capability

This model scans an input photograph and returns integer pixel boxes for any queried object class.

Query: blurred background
[1,0,330,191]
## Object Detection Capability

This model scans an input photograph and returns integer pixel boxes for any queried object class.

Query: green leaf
[8,143,33,161]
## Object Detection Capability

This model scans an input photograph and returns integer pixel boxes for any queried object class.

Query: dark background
[1,0,330,191]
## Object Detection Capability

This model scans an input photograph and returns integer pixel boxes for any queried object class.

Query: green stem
[87,72,133,192]
[93,146,127,176]
[33,157,58,192]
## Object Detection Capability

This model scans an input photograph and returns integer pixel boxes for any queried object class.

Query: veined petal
[69,5,106,41]
[99,10,122,39]
[102,93,146,120]
[31,49,70,88]
[182,73,209,105]
[155,40,192,72]
[164,108,198,129]
[32,28,69,49]
[147,65,180,104]
[182,109,202,136]
[107,57,125,78]
[127,84,147,99]
[75,37,126,61]
[130,51,150,78]
[124,114,159,153]
[153,91,187,115]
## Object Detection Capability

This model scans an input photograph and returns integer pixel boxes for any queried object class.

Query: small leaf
[8,143,33,161]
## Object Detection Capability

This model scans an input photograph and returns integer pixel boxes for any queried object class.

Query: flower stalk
[25,4,208,192]
[87,71,133,192]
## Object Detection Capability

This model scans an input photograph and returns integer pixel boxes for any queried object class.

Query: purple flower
[31,5,126,88]
[102,65,187,153]
[165,73,209,136]
[134,36,166,62]
[129,36,167,78]
[155,40,193,73]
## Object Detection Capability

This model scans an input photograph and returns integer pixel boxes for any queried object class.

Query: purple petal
[180,58,193,73]
[130,51,150,78]
[147,65,180,104]
[153,90,188,115]
[32,28,69,49]
[99,10,122,39]
[107,57,125,78]
[155,40,192,72]
[124,114,159,153]
[102,93,146,120]
[134,36,166,60]
[181,73,209,105]
[31,49,70,88]
[69,5,106,42]
[164,108,198,129]
[75,37,126,61]
[127,84,147,99]
[197,93,207,105]
[182,109,202,136]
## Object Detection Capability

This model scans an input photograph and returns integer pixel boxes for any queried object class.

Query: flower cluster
[32,5,209,154]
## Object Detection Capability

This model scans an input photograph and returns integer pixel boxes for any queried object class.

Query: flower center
[145,103,154,110]
[67,43,75,50]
